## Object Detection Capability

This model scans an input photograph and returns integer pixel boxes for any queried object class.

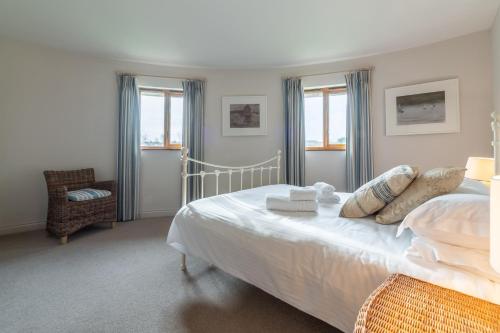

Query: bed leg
[181,254,187,272]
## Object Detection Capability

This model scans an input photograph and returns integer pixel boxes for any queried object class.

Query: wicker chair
[43,168,117,244]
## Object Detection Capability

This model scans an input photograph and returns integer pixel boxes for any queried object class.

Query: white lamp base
[491,176,500,273]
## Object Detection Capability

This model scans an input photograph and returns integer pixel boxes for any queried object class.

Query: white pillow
[406,237,499,282]
[452,178,489,196]
[397,193,489,250]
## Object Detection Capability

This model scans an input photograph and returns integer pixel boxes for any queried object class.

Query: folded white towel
[311,182,339,203]
[266,194,318,212]
[317,192,341,204]
[289,188,317,201]
[313,182,336,195]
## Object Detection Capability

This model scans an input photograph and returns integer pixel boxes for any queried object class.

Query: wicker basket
[354,274,500,333]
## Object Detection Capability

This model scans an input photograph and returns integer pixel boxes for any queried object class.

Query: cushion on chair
[67,188,112,201]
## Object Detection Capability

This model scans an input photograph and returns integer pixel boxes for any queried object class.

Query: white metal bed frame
[174,112,500,271]
[179,147,282,270]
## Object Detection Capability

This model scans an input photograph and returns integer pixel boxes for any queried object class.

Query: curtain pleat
[117,74,140,221]
[283,78,305,186]
[345,70,373,192]
[182,80,205,203]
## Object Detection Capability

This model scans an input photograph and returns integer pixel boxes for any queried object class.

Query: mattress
[167,184,500,332]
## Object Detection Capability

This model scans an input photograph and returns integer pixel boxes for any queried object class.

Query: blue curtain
[345,70,373,192]
[182,80,205,203]
[117,74,140,221]
[283,78,305,186]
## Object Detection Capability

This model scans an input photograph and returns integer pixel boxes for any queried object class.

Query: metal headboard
[180,147,281,206]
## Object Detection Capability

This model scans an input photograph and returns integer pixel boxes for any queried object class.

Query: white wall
[492,7,500,172]
[0,40,118,233]
[289,31,493,177]
[0,30,493,234]
[140,69,284,217]
[493,7,500,114]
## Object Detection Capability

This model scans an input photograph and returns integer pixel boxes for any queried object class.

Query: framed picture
[385,78,460,136]
[222,96,267,136]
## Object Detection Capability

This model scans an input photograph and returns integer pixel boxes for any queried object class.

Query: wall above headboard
[0,30,493,234]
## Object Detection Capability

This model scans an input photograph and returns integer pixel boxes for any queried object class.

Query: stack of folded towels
[312,182,341,204]
[265,182,340,212]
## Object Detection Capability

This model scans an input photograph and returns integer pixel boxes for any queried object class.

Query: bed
[167,150,500,332]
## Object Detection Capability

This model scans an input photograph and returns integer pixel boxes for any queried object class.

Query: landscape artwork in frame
[222,96,267,136]
[385,78,460,136]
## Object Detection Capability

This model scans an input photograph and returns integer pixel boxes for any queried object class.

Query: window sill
[141,146,181,151]
[306,145,346,152]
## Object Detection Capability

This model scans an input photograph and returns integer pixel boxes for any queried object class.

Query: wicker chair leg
[111,221,116,228]
[60,235,68,245]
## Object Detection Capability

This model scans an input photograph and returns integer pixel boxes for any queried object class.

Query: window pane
[304,92,324,147]
[170,95,183,145]
[140,91,164,147]
[328,93,347,145]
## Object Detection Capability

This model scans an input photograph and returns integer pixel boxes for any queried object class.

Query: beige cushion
[375,167,466,224]
[340,165,419,218]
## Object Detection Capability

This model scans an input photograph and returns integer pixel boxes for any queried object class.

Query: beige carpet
[0,218,339,333]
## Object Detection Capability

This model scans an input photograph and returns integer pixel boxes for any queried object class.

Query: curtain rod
[119,66,373,81]
[286,66,374,79]
[116,72,206,81]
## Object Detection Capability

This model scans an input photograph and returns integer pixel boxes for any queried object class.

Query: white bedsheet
[167,185,500,332]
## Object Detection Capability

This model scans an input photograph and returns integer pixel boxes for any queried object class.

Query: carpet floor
[0,218,339,333]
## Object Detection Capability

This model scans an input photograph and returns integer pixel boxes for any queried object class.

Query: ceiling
[0,0,499,68]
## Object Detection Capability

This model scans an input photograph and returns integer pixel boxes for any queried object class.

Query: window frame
[304,86,347,151]
[139,88,183,150]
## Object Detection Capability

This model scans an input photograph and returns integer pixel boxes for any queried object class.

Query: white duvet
[167,185,500,332]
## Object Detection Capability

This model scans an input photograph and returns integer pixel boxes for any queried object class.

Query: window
[140,89,183,149]
[304,87,347,151]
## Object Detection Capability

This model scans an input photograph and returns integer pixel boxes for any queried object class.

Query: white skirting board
[0,209,178,236]
[0,219,46,236]
[140,208,179,219]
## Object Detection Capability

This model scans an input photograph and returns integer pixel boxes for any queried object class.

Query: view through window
[304,87,347,150]
[140,89,183,149]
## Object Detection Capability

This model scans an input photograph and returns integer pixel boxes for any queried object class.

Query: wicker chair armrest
[93,180,116,194]
[48,186,68,201]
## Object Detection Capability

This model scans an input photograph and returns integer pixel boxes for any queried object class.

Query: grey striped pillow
[376,167,466,224]
[340,165,419,218]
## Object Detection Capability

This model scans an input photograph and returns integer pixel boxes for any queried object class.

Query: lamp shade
[465,157,494,182]
[491,176,500,273]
